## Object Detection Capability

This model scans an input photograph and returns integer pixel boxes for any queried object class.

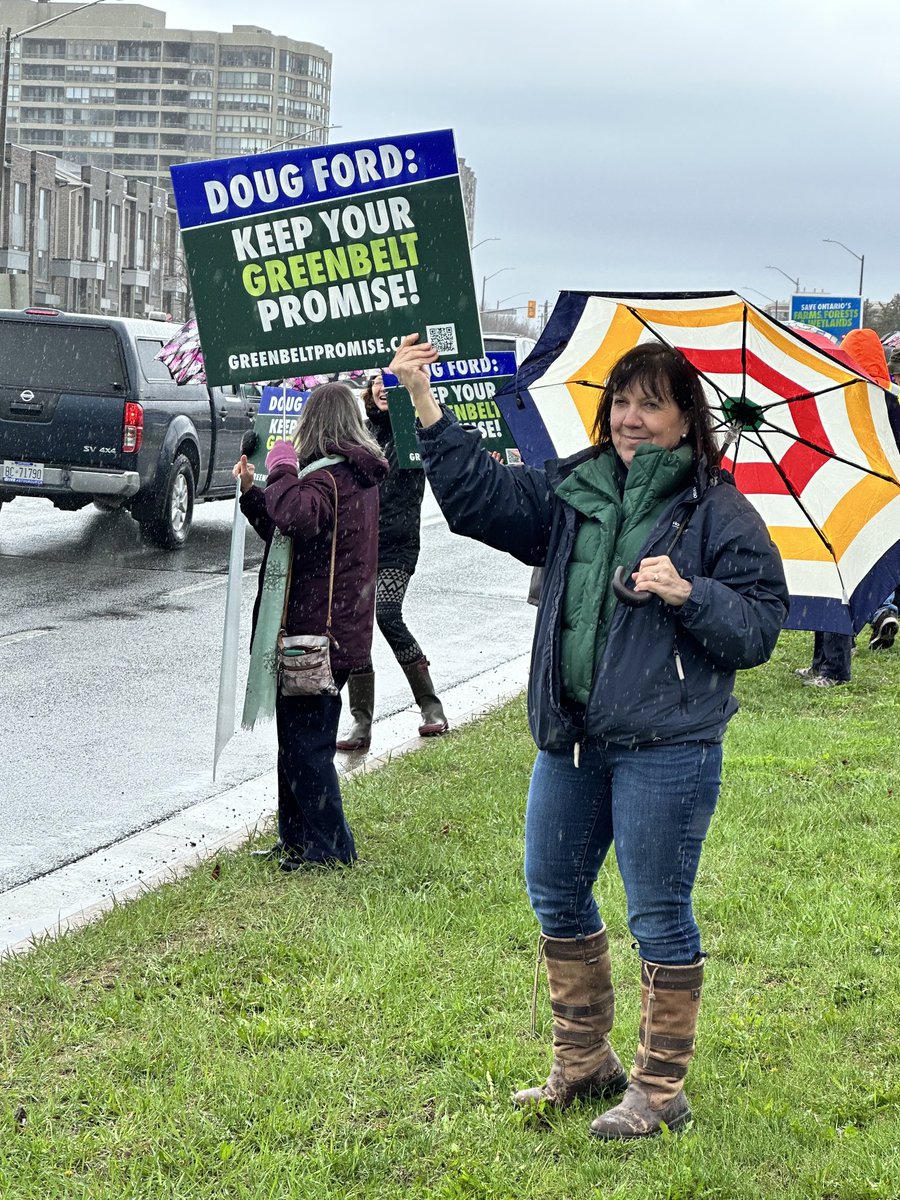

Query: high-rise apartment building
[3,1,333,193]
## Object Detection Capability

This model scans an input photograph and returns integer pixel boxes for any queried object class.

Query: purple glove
[265,439,298,474]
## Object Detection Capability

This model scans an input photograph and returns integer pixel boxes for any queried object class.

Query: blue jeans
[524,740,723,964]
[872,593,899,623]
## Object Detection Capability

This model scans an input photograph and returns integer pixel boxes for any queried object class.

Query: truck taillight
[123,402,143,453]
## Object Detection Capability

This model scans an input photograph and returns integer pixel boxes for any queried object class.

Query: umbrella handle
[611,565,653,607]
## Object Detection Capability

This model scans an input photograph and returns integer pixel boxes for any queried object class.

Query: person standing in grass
[795,329,898,685]
[234,383,388,870]
[389,334,789,1140]
[336,370,449,752]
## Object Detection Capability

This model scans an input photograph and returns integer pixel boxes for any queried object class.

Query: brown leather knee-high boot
[401,658,448,736]
[335,672,374,752]
[514,927,627,1109]
[590,958,703,1139]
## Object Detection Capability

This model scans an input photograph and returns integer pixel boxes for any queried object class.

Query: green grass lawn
[1,630,898,1199]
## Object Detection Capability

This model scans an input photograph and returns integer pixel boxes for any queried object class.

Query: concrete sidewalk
[1,652,531,959]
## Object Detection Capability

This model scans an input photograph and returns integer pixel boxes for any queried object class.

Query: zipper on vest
[673,646,688,713]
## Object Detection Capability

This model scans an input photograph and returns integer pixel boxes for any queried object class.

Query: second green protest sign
[170,130,483,387]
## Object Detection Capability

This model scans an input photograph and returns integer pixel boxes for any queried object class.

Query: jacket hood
[328,439,389,487]
[840,328,891,388]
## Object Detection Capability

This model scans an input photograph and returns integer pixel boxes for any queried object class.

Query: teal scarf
[241,454,345,729]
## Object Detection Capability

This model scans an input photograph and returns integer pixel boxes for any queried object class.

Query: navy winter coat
[241,440,389,672]
[367,405,426,574]
[417,412,789,751]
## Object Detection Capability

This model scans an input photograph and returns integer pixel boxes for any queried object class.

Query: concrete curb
[1,652,530,959]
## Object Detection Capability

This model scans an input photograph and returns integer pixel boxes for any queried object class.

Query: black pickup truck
[0,308,257,548]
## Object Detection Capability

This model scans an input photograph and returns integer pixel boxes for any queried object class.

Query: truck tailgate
[0,388,126,469]
[0,315,131,472]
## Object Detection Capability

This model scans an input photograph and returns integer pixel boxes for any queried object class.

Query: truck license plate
[2,459,45,486]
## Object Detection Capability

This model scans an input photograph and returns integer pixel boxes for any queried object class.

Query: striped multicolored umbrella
[496,291,900,633]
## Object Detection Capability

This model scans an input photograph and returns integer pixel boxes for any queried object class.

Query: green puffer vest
[555,442,694,705]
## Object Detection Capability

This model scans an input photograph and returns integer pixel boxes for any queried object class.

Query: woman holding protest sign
[389,333,788,1140]
[336,369,449,752]
[234,382,387,870]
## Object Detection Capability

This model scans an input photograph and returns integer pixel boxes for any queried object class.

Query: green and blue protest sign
[383,351,522,468]
[789,295,862,341]
[245,385,310,487]
[170,130,483,387]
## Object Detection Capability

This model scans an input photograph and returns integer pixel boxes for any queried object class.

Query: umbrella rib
[752,417,900,486]
[623,307,731,403]
[752,434,841,566]
[750,432,853,603]
[709,414,733,432]
[756,380,856,413]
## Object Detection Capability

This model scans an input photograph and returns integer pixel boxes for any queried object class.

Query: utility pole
[0,26,12,213]
[0,0,120,211]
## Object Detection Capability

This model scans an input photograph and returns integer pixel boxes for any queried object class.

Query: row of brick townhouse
[0,142,188,319]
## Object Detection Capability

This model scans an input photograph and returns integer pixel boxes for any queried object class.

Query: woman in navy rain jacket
[389,334,788,1142]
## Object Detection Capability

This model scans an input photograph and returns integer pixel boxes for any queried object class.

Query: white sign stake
[213,478,248,779]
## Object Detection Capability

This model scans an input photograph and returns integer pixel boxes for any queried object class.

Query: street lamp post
[1,0,122,207]
[260,124,342,154]
[742,286,785,320]
[823,238,865,297]
[480,266,513,310]
[765,265,800,292]
[496,291,527,310]
[471,236,499,252]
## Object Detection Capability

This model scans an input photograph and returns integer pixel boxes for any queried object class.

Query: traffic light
[527,299,537,319]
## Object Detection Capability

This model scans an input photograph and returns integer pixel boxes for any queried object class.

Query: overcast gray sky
[157,0,898,312]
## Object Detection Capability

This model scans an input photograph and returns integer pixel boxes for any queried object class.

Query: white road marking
[163,568,256,599]
[0,628,53,648]
[164,577,228,598]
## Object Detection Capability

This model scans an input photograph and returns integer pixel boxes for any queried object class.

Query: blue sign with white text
[789,295,862,342]
[382,351,518,389]
[258,385,310,417]
[170,130,462,231]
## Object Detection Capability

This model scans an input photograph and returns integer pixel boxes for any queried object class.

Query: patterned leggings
[353,567,424,673]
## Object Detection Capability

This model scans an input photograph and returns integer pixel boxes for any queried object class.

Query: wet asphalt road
[0,488,535,892]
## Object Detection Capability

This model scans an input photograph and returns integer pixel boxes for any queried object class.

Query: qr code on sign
[426,323,458,355]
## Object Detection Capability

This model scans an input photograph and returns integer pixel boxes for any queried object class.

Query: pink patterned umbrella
[782,319,839,345]
[156,318,206,385]
[289,370,368,390]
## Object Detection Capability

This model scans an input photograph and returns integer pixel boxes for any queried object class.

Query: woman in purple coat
[234,383,388,870]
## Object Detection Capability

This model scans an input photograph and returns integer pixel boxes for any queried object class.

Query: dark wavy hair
[591,343,720,468]
[360,373,382,415]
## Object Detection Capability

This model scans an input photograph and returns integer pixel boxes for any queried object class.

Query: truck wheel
[140,454,195,549]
